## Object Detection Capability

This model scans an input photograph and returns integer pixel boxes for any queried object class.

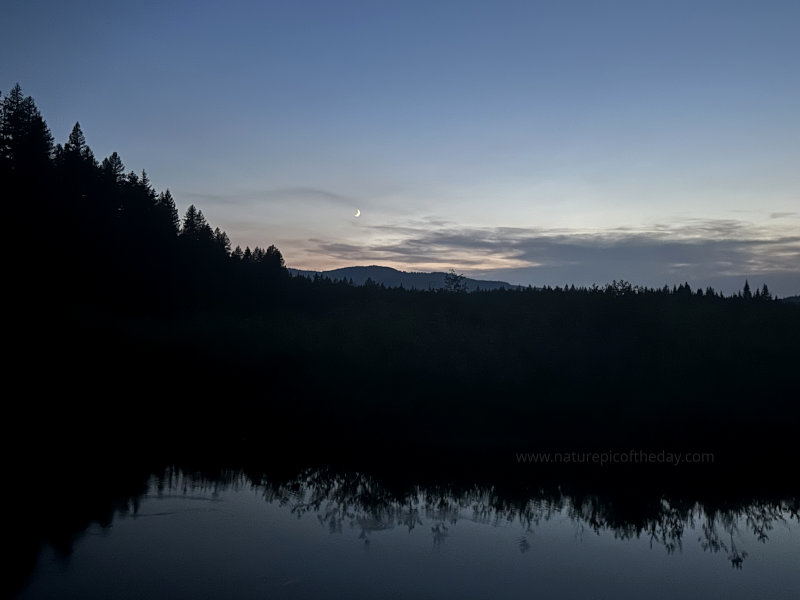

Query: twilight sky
[4,0,799,294]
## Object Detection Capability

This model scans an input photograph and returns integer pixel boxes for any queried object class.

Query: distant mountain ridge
[288,265,521,292]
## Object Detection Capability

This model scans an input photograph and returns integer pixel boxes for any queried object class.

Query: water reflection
[242,467,797,569]
[13,464,800,599]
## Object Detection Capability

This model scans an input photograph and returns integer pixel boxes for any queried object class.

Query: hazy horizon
[286,260,798,297]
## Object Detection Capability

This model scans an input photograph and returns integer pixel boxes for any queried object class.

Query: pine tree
[101,152,125,183]
[156,189,180,234]
[0,83,54,173]
[264,245,285,270]
[213,227,231,254]
[64,122,95,164]
[140,170,155,200]
[181,205,211,241]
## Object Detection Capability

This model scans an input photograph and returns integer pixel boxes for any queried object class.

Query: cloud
[770,212,797,219]
[178,190,235,204]
[176,186,360,207]
[300,218,800,293]
[267,186,355,204]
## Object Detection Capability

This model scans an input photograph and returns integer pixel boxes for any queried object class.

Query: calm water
[16,468,800,599]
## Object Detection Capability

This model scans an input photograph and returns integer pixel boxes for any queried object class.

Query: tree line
[3,83,783,316]
[4,84,798,464]
[2,83,290,316]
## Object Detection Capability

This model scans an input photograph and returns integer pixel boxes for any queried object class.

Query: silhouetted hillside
[4,84,799,471]
[289,265,521,291]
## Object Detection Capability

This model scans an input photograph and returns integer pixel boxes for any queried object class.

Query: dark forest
[4,84,799,468]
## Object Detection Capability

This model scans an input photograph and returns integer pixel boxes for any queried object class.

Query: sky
[3,0,799,295]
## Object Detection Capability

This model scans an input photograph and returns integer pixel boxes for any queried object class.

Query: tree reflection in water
[146,466,798,569]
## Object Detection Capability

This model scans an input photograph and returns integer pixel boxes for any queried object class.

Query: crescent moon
[355,209,361,217]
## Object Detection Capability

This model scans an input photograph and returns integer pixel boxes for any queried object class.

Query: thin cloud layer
[180,186,360,207]
[301,218,800,294]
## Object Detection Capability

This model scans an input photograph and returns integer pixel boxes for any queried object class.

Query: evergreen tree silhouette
[181,204,213,243]
[101,151,125,183]
[64,122,94,163]
[0,83,53,174]
[156,189,180,234]
[265,245,285,270]
[213,227,231,254]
